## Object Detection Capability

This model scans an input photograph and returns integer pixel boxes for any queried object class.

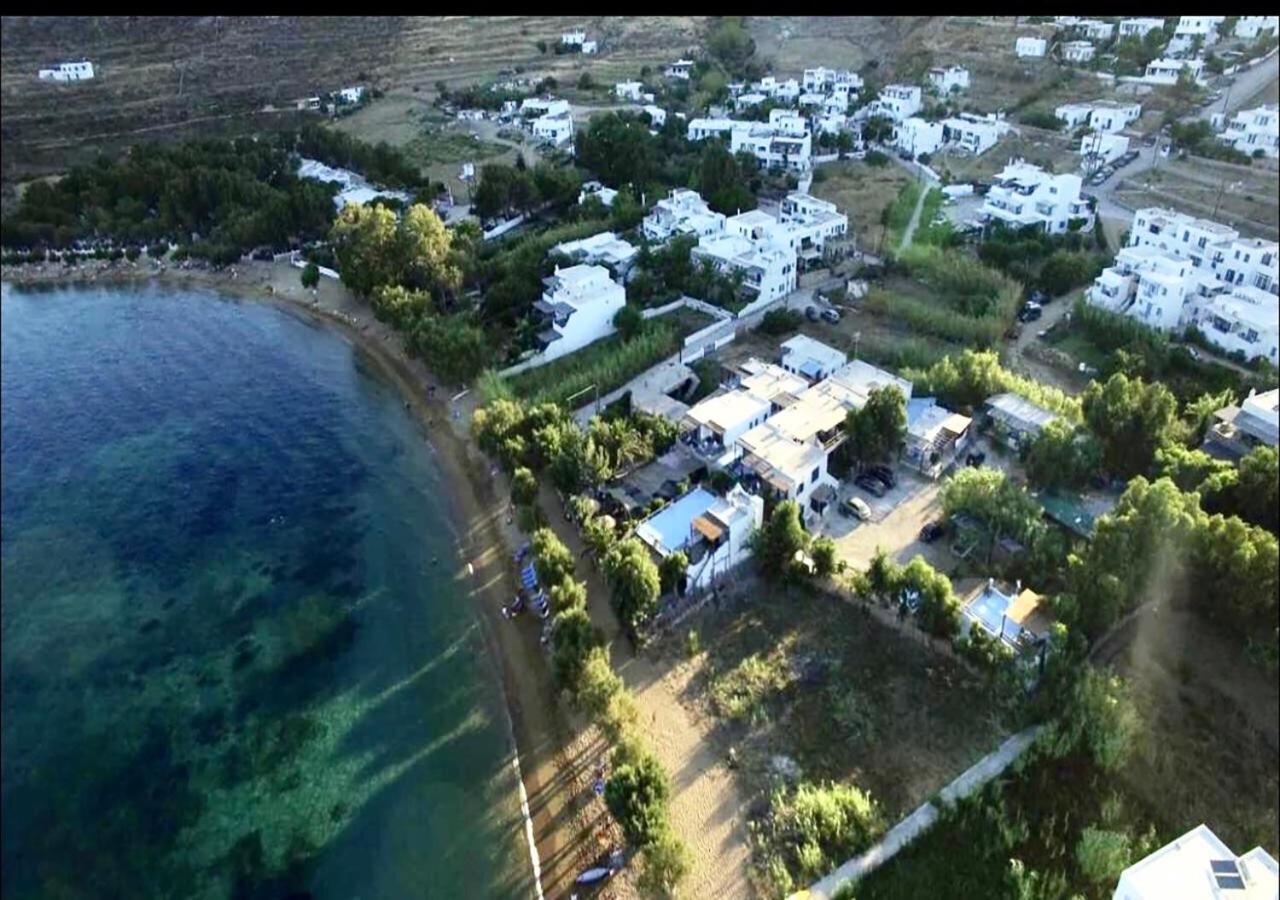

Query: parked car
[866,464,897,488]
[1028,289,1048,305]
[841,496,872,520]
[854,473,887,497]
[1089,171,1108,186]
[919,521,946,543]
[821,307,841,324]
[1017,303,1043,323]
[966,450,986,467]
[806,306,820,322]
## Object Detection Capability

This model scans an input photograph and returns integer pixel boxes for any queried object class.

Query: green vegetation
[883,181,923,250]
[751,500,813,583]
[505,322,681,407]
[906,349,1082,420]
[472,159,582,220]
[1023,419,1102,491]
[842,385,907,469]
[626,234,748,310]
[1169,119,1253,166]
[711,652,794,723]
[1081,373,1178,478]
[978,223,1108,295]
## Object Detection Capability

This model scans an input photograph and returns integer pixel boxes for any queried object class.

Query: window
[811,467,820,483]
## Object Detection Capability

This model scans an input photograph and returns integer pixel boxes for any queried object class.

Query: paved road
[1192,51,1279,122]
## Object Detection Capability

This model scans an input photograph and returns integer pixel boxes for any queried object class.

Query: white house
[961,581,1053,648]
[979,158,1094,234]
[686,117,740,141]
[734,92,768,111]
[1214,105,1279,159]
[803,67,863,94]
[615,80,644,102]
[1188,285,1280,363]
[905,398,973,478]
[521,97,571,118]
[1055,100,1142,133]
[765,108,808,137]
[551,231,638,272]
[531,264,626,363]
[642,188,726,242]
[778,335,848,383]
[682,390,774,462]
[1169,15,1224,54]
[665,59,695,80]
[1119,18,1165,39]
[337,86,365,104]
[532,113,574,146]
[1062,41,1096,64]
[578,181,618,208]
[1088,207,1280,358]
[751,75,801,102]
[636,486,764,592]
[560,30,596,54]
[942,113,1012,156]
[927,65,970,94]
[730,123,812,172]
[1205,387,1280,457]
[692,222,797,313]
[1015,37,1047,58]
[1079,131,1131,170]
[1235,16,1280,39]
[1144,57,1206,85]
[38,60,95,82]
[869,84,923,122]
[778,192,850,254]
[894,117,945,157]
[1074,19,1114,41]
[640,105,667,129]
[1113,823,1278,900]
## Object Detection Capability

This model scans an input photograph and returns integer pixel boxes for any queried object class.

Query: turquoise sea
[0,282,529,899]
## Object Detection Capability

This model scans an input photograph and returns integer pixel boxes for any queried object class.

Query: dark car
[806,306,820,321]
[966,450,986,467]
[1017,303,1043,323]
[1028,289,1049,305]
[866,464,897,488]
[854,473,886,497]
[919,521,946,543]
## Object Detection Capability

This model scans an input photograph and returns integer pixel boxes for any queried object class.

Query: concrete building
[894,117,945,158]
[578,181,618,208]
[1079,131,1131,172]
[778,192,850,256]
[905,398,973,478]
[692,222,797,314]
[551,231,638,273]
[1235,16,1280,39]
[1118,17,1165,39]
[730,123,813,172]
[1144,57,1206,85]
[961,580,1053,648]
[928,65,970,93]
[615,80,644,102]
[532,264,626,362]
[38,60,95,81]
[635,485,764,592]
[803,67,863,94]
[981,392,1059,450]
[686,117,740,142]
[1055,100,1142,133]
[1074,19,1115,41]
[665,59,695,80]
[1187,286,1280,364]
[778,335,848,383]
[1126,207,1278,295]
[521,97,570,118]
[1016,36,1048,58]
[1169,15,1225,54]
[337,86,365,104]
[532,113,574,146]
[642,188,726,242]
[1204,387,1280,458]
[868,84,923,122]
[682,390,774,464]
[768,108,810,137]
[642,105,668,129]
[1113,823,1278,900]
[979,158,1093,234]
[1213,104,1279,159]
[1062,41,1096,64]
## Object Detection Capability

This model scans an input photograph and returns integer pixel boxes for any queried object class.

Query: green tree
[549,576,588,613]
[1233,445,1280,534]
[604,537,662,633]
[811,536,838,578]
[751,500,811,582]
[659,551,689,595]
[697,142,756,215]
[577,71,595,90]
[550,606,600,692]
[604,751,671,847]
[300,261,320,289]
[408,313,489,384]
[705,16,756,77]
[398,203,462,300]
[330,202,401,296]
[1043,666,1139,771]
[511,466,538,507]
[843,385,907,468]
[614,304,644,341]
[637,827,690,895]
[940,467,1045,559]
[1082,373,1178,477]
[1023,419,1101,490]
[531,527,576,589]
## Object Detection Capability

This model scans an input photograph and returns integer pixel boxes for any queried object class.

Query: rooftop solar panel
[1211,859,1241,875]
[1214,874,1246,890]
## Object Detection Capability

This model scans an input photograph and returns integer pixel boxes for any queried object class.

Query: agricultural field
[810,160,915,256]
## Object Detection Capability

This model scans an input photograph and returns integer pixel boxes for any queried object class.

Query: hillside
[0,16,703,182]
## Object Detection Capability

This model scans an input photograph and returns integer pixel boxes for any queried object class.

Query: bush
[604,750,671,848]
[757,307,802,336]
[300,261,320,289]
[1075,826,1132,884]
[757,781,884,890]
[864,150,889,167]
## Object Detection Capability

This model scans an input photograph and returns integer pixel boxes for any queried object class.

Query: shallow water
[1,282,529,899]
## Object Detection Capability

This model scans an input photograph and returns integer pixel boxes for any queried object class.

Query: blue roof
[906,396,936,428]
[800,360,824,379]
[635,488,718,555]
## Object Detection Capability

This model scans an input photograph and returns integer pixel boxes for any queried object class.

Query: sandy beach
[3,256,755,898]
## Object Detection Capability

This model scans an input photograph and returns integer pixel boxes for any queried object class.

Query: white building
[1118,17,1165,39]
[894,117,945,157]
[636,485,764,592]
[682,390,775,463]
[768,108,809,137]
[531,264,626,363]
[1214,105,1279,159]
[1206,387,1280,457]
[38,60,95,82]
[1074,19,1114,41]
[1079,131,1131,170]
[642,105,667,129]
[521,97,571,118]
[551,231,638,272]
[1189,286,1280,363]
[802,67,863,94]
[1088,207,1280,359]
[560,30,596,54]
[1016,37,1048,58]
[942,113,1012,156]
[665,59,695,80]
[734,92,767,111]
[927,65,971,94]
[1113,823,1277,900]
[642,188,726,242]
[1235,15,1280,39]
[615,80,644,102]
[1144,57,1206,85]
[337,86,365,104]
[578,181,618,208]
[693,219,797,313]
[869,84,923,122]
[1055,100,1142,133]
[1062,41,1096,64]
[979,158,1094,234]
[1169,15,1224,54]
[532,113,574,146]
[730,123,813,172]
[778,335,848,383]
[778,192,850,254]
[686,117,740,141]
[751,75,801,102]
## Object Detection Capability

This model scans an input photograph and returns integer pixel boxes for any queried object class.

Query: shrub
[758,307,802,336]
[300,261,320,289]
[758,781,884,888]
[711,653,792,723]
[604,750,671,848]
[1075,826,1132,884]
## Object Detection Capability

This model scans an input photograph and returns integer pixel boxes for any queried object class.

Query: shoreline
[1,259,593,898]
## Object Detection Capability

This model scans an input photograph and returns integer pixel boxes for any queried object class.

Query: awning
[691,514,724,543]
